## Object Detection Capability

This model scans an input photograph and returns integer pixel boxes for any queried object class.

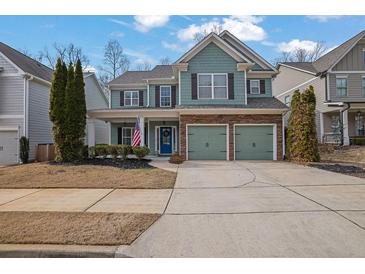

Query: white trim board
[185,123,229,161]
[233,124,277,161]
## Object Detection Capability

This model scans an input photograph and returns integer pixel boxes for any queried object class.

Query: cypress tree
[49,58,67,161]
[64,63,76,161]
[74,59,87,147]
[287,90,303,161]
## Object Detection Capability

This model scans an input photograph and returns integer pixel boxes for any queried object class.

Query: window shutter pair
[155,86,176,107]
[246,79,266,94]
[119,91,143,106]
[191,73,235,100]
[117,127,122,144]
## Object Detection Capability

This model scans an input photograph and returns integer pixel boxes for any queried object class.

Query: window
[198,73,227,99]
[284,95,291,106]
[250,80,260,94]
[336,78,347,97]
[363,77,365,97]
[160,86,171,107]
[124,91,139,106]
[122,127,134,145]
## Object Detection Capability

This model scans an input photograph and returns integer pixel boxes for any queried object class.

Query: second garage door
[187,125,227,160]
[235,125,275,160]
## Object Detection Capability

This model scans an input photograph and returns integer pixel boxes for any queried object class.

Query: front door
[160,127,172,154]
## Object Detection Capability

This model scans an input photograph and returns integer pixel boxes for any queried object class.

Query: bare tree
[159,57,171,65]
[135,61,152,71]
[98,40,130,83]
[38,43,90,69]
[194,23,223,42]
[273,41,327,65]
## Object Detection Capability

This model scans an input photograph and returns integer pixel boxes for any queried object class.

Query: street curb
[0,244,125,258]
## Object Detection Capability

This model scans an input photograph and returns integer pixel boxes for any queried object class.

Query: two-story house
[273,30,365,146]
[88,31,287,161]
[0,42,109,164]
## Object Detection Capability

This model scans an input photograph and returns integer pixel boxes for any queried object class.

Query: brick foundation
[179,114,283,161]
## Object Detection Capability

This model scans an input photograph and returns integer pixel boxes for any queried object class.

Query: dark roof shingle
[0,42,53,82]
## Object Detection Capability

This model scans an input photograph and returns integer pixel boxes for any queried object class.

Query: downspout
[340,102,351,146]
[281,109,290,160]
[23,74,33,138]
[147,80,150,107]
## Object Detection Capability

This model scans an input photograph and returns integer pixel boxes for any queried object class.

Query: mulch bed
[50,158,154,169]
[0,212,159,245]
[310,163,365,179]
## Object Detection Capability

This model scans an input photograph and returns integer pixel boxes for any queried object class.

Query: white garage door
[0,129,18,164]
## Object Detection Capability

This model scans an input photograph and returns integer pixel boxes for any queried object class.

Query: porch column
[140,116,145,146]
[343,110,350,145]
[87,119,96,147]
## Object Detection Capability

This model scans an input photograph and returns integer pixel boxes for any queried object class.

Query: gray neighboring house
[0,42,109,164]
[273,30,365,145]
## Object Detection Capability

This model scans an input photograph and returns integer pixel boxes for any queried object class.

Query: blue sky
[1,15,365,71]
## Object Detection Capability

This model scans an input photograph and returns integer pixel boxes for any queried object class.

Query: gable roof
[219,30,277,72]
[175,32,250,64]
[279,30,365,75]
[0,42,53,82]
[108,65,174,86]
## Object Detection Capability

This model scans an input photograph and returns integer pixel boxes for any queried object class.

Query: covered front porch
[88,109,180,156]
[322,105,365,145]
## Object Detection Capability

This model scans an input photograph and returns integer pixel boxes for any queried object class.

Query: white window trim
[284,95,291,106]
[124,91,139,106]
[335,76,348,97]
[160,86,172,107]
[250,79,260,95]
[197,73,228,99]
[122,127,134,145]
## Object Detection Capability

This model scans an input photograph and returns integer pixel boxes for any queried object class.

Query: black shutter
[191,73,197,100]
[117,127,122,144]
[171,85,176,107]
[228,73,234,100]
[120,91,124,106]
[139,90,144,106]
[260,80,265,94]
[246,80,251,94]
[155,85,160,107]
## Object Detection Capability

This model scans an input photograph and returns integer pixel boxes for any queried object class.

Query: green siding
[111,89,147,109]
[235,126,274,160]
[187,126,227,160]
[247,78,272,98]
[180,43,246,105]
[148,120,179,154]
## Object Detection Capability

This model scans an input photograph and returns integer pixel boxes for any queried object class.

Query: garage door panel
[0,131,18,164]
[235,126,274,160]
[188,126,227,160]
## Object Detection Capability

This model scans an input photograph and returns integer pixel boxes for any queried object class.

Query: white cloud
[134,15,170,32]
[306,16,343,22]
[162,41,185,52]
[124,48,157,66]
[110,31,124,38]
[277,39,319,53]
[83,65,97,73]
[108,18,131,27]
[176,16,266,42]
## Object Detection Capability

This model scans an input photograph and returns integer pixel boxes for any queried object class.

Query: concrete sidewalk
[118,161,365,257]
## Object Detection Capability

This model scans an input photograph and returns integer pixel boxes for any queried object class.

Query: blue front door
[160,127,172,154]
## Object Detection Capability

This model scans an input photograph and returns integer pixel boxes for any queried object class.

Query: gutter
[340,102,351,146]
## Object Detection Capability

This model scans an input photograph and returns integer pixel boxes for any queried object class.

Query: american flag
[132,116,141,147]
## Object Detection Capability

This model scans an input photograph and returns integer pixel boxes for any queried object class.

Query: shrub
[109,145,119,159]
[81,145,89,159]
[95,144,109,158]
[88,146,96,158]
[169,153,184,164]
[132,146,150,160]
[19,136,29,164]
[117,144,132,160]
[351,137,365,146]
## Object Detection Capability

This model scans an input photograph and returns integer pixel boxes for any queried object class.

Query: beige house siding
[333,39,365,71]
[329,73,365,102]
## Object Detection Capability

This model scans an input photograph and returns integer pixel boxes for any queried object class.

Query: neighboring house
[88,31,287,161]
[0,42,109,164]
[273,30,365,145]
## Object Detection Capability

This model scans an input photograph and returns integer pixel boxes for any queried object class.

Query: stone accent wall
[179,114,283,161]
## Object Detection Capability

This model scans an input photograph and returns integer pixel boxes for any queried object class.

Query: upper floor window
[198,73,227,99]
[250,80,260,94]
[336,77,347,97]
[160,86,171,107]
[284,95,291,106]
[124,91,139,106]
[362,77,365,97]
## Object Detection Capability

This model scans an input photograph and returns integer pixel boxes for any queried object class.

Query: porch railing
[322,133,341,145]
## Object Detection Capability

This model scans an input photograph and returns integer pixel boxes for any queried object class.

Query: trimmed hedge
[132,146,150,160]
[89,144,144,160]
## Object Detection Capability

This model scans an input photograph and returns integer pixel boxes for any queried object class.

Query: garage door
[0,130,18,164]
[187,125,227,160]
[235,125,274,160]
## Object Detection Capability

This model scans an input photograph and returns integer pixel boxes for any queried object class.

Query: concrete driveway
[118,161,365,257]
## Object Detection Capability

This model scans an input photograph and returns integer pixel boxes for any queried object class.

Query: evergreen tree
[287,90,302,161]
[49,58,67,161]
[74,59,87,144]
[64,63,76,161]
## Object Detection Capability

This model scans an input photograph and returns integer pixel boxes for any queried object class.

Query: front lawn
[0,212,159,245]
[0,161,176,189]
[319,145,365,164]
